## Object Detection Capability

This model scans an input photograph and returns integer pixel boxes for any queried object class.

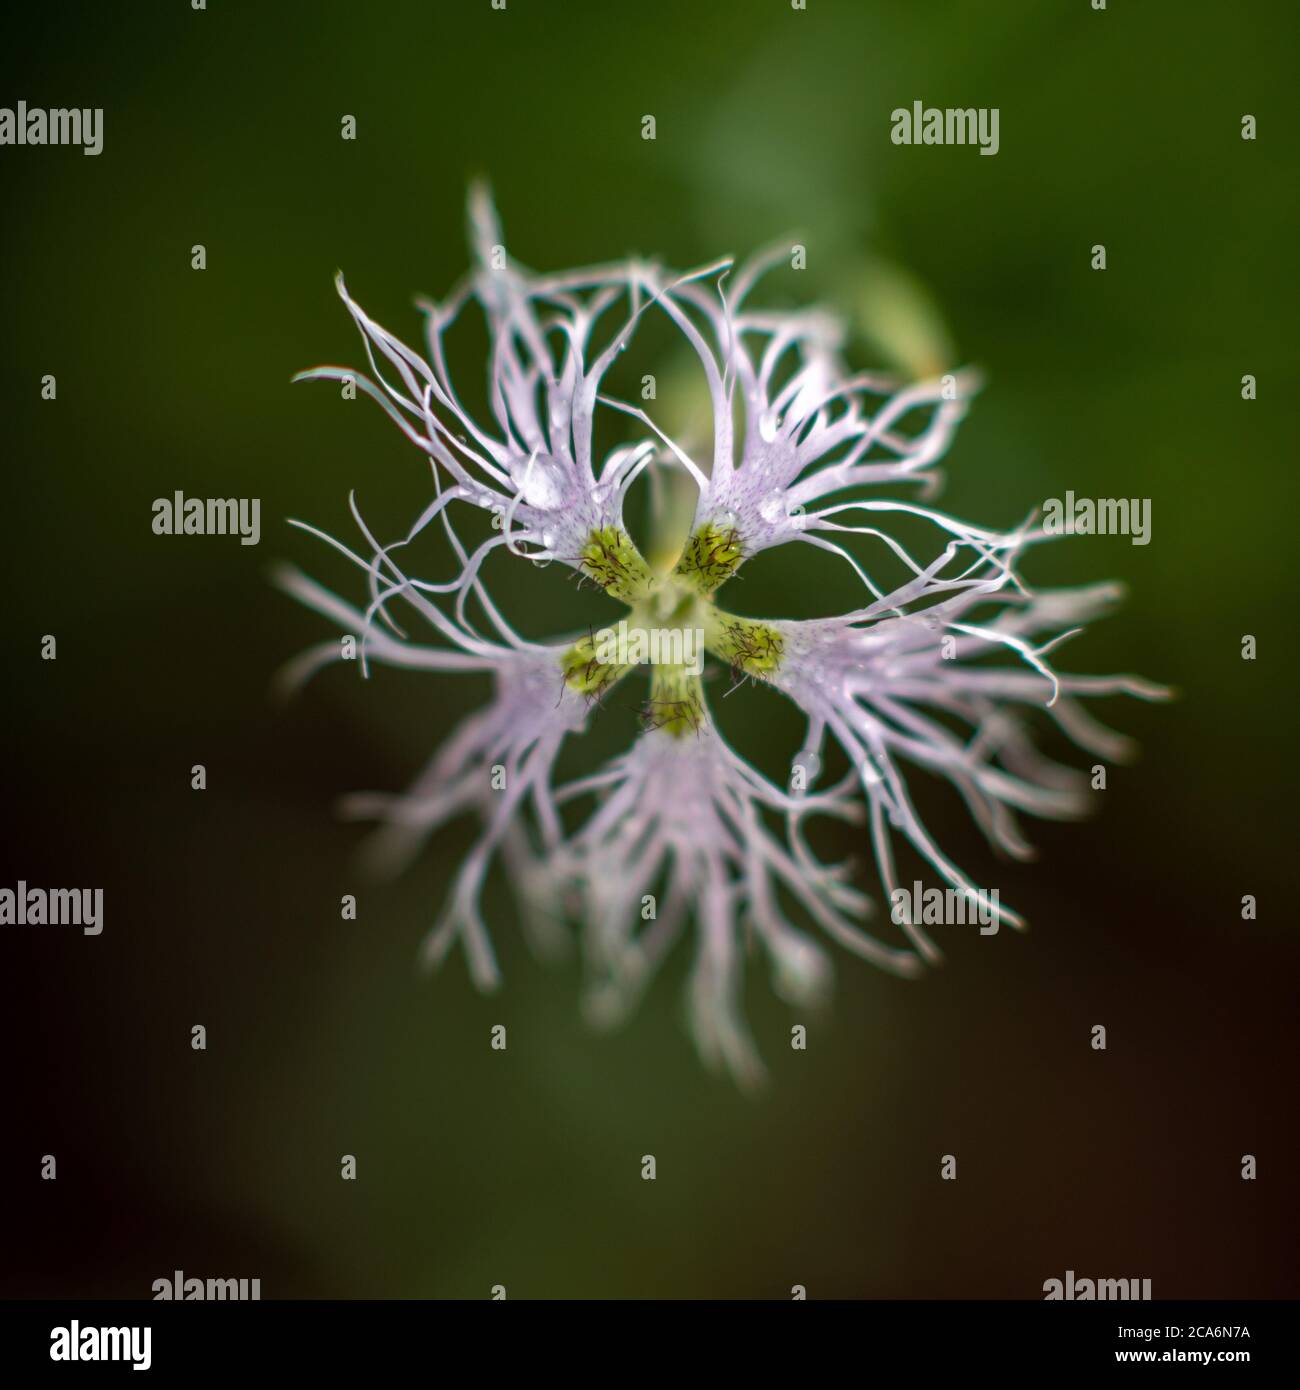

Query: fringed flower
[280,186,1167,1085]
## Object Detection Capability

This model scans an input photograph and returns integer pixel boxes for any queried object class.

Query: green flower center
[564,526,784,733]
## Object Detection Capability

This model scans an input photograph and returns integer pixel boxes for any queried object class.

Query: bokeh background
[2,0,1296,1298]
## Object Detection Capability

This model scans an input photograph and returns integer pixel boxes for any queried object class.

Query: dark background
[1,0,1295,1298]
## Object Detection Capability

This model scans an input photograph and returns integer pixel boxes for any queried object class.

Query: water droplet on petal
[510,452,566,510]
[759,492,786,525]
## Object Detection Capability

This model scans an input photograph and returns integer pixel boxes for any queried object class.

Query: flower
[280,186,1167,1085]
[724,552,1169,959]
[653,270,981,588]
[555,717,917,1088]
[275,546,587,991]
[295,183,729,608]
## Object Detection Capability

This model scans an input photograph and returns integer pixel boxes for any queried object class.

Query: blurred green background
[2,0,1296,1298]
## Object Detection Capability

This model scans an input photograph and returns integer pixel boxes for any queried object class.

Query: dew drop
[510,452,566,510]
[759,492,786,526]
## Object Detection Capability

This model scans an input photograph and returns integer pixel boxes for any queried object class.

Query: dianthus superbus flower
[280,186,1167,1085]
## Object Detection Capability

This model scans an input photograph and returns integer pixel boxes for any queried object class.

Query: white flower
[275,542,587,990]
[281,187,1167,1085]
[295,183,734,606]
[619,252,981,593]
[753,551,1170,958]
[555,716,917,1088]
